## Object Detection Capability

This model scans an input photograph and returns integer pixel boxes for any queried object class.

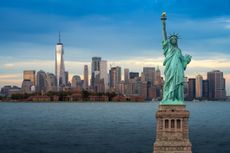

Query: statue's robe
[161,40,191,104]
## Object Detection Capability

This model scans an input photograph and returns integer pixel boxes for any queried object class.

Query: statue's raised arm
[161,12,167,41]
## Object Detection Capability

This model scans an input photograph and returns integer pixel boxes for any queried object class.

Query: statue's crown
[168,33,180,39]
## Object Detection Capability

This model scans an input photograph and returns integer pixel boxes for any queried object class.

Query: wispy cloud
[0,74,22,80]
[0,74,22,87]
[214,17,230,30]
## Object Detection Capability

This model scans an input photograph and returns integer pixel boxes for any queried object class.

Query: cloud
[214,17,230,30]
[0,74,22,88]
[2,60,54,71]
[0,74,22,80]
[3,64,15,69]
[190,59,230,69]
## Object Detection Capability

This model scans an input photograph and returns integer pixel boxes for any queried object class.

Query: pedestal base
[153,105,192,153]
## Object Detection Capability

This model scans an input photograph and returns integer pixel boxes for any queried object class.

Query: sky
[0,0,230,95]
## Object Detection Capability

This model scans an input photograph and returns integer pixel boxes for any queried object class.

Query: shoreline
[0,100,229,103]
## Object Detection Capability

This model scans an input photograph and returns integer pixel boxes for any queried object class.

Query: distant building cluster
[0,37,227,101]
[184,70,226,101]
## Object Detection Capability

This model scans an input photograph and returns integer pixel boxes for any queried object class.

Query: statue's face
[170,36,177,45]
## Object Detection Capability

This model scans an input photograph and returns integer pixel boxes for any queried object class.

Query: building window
[165,119,169,128]
[177,119,181,129]
[171,119,175,128]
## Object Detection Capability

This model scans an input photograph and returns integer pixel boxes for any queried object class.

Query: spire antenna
[59,32,61,43]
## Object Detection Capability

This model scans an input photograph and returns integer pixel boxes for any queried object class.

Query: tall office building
[129,72,139,79]
[100,60,108,92]
[23,70,36,86]
[91,57,101,90]
[91,57,101,72]
[188,78,196,100]
[118,81,126,95]
[207,70,226,99]
[36,70,48,93]
[202,80,209,99]
[195,74,203,98]
[143,67,155,85]
[72,75,82,89]
[126,78,136,96]
[109,66,121,92]
[55,33,66,90]
[64,71,69,85]
[125,77,147,99]
[83,65,89,90]
[46,73,57,92]
[21,80,33,93]
[155,66,161,86]
[124,68,129,83]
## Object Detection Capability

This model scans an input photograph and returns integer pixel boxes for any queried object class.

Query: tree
[106,92,117,101]
[81,90,90,101]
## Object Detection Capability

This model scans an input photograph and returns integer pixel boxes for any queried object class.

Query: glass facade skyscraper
[100,60,108,92]
[91,57,101,90]
[207,70,226,99]
[196,74,203,98]
[55,34,66,90]
[23,70,36,86]
[143,67,155,85]
[109,66,121,92]
[83,65,89,90]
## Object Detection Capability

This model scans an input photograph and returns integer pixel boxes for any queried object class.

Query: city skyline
[0,0,230,95]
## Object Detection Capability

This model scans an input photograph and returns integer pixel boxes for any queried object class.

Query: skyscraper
[195,74,203,98]
[109,66,121,92]
[202,80,209,99]
[36,70,48,93]
[207,70,226,99]
[72,75,82,89]
[23,70,36,86]
[154,66,161,86]
[100,60,108,92]
[91,57,101,90]
[143,67,157,100]
[188,78,196,100]
[91,57,101,72]
[83,65,89,90]
[64,71,69,85]
[46,73,57,92]
[21,80,33,93]
[124,68,129,83]
[143,67,155,85]
[55,33,66,90]
[129,72,139,79]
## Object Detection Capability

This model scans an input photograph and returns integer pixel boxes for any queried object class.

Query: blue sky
[0,0,230,95]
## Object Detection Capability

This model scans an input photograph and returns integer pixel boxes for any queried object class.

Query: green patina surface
[160,12,192,105]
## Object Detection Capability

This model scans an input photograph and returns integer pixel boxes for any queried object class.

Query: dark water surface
[0,102,230,153]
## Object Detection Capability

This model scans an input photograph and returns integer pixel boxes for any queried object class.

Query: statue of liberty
[160,12,192,105]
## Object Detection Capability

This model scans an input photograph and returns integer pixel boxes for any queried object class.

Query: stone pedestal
[153,105,192,153]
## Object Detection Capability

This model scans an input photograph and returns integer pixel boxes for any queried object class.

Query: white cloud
[225,25,230,29]
[215,17,230,30]
[0,74,22,79]
[0,74,22,88]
